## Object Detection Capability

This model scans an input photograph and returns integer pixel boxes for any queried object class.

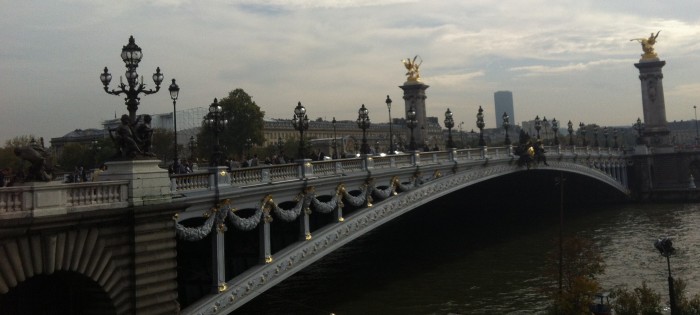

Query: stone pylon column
[634,59,671,149]
[400,82,429,149]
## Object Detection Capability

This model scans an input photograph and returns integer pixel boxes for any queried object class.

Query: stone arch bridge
[0,146,628,314]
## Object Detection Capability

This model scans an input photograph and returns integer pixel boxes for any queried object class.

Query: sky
[2,0,700,146]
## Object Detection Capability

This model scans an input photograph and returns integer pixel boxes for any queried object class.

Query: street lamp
[534,115,542,140]
[502,112,511,145]
[567,120,574,146]
[579,122,588,146]
[90,139,101,169]
[292,102,310,159]
[188,135,196,161]
[634,118,644,145]
[244,138,253,158]
[332,117,337,158]
[613,129,619,148]
[407,106,418,151]
[168,79,180,172]
[543,116,549,144]
[654,237,678,315]
[386,95,395,154]
[356,104,371,155]
[551,118,559,146]
[476,106,485,146]
[603,127,609,147]
[444,108,455,148]
[276,136,285,157]
[593,125,599,147]
[203,98,228,166]
[100,36,164,125]
[694,105,699,145]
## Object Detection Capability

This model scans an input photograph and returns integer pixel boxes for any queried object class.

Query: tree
[544,236,605,314]
[0,135,41,174]
[197,89,265,163]
[150,128,177,165]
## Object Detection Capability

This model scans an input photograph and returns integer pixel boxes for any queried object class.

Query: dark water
[236,177,700,315]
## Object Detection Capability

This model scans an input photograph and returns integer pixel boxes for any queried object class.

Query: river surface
[236,196,700,314]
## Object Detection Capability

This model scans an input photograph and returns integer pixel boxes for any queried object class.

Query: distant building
[50,128,108,158]
[494,91,515,129]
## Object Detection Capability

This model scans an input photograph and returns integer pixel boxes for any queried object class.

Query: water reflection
[237,198,700,314]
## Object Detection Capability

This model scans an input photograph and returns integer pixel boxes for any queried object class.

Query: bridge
[0,145,630,314]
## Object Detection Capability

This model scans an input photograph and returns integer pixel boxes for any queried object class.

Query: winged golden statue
[631,31,660,60]
[402,55,422,82]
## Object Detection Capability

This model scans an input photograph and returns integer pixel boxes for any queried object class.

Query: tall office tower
[494,91,514,128]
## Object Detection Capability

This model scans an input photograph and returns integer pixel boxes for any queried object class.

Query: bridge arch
[0,228,127,314]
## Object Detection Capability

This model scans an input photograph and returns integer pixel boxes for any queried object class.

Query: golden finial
[402,55,423,83]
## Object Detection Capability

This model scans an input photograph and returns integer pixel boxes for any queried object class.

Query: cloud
[509,59,629,77]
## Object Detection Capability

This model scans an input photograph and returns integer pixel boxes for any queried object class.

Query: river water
[236,181,700,314]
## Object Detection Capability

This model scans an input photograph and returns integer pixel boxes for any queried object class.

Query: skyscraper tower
[494,91,514,128]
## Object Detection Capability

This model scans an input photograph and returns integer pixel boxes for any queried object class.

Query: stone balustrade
[0,180,129,219]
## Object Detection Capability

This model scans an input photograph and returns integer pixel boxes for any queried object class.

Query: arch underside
[184,159,628,314]
[0,229,127,314]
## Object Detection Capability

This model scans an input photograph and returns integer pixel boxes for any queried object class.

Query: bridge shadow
[233,170,628,314]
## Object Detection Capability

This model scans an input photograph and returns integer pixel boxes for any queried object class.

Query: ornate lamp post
[603,127,609,147]
[292,102,310,159]
[534,115,542,140]
[444,108,455,148]
[276,136,285,157]
[551,118,559,146]
[694,105,699,145]
[543,116,549,144]
[613,129,619,148]
[406,106,418,151]
[476,106,485,146]
[386,95,395,154]
[567,120,574,146]
[579,122,588,146]
[243,138,253,159]
[593,125,599,147]
[168,79,180,172]
[502,112,511,145]
[90,139,102,169]
[100,36,164,125]
[634,117,644,145]
[356,104,371,155]
[459,121,465,148]
[332,117,337,158]
[654,237,678,315]
[188,135,196,161]
[203,98,228,166]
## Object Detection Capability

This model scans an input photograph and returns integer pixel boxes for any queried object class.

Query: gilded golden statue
[402,55,422,82]
[631,31,660,60]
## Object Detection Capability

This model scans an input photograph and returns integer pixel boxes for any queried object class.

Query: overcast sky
[2,0,700,145]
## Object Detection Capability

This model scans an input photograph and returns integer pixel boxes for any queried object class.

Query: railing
[164,147,626,192]
[0,180,129,218]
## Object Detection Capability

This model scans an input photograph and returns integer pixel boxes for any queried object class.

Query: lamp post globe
[168,79,180,172]
[551,118,559,146]
[406,106,418,151]
[291,102,310,159]
[567,120,574,146]
[356,104,371,155]
[476,106,485,146]
[502,112,511,145]
[444,108,455,148]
